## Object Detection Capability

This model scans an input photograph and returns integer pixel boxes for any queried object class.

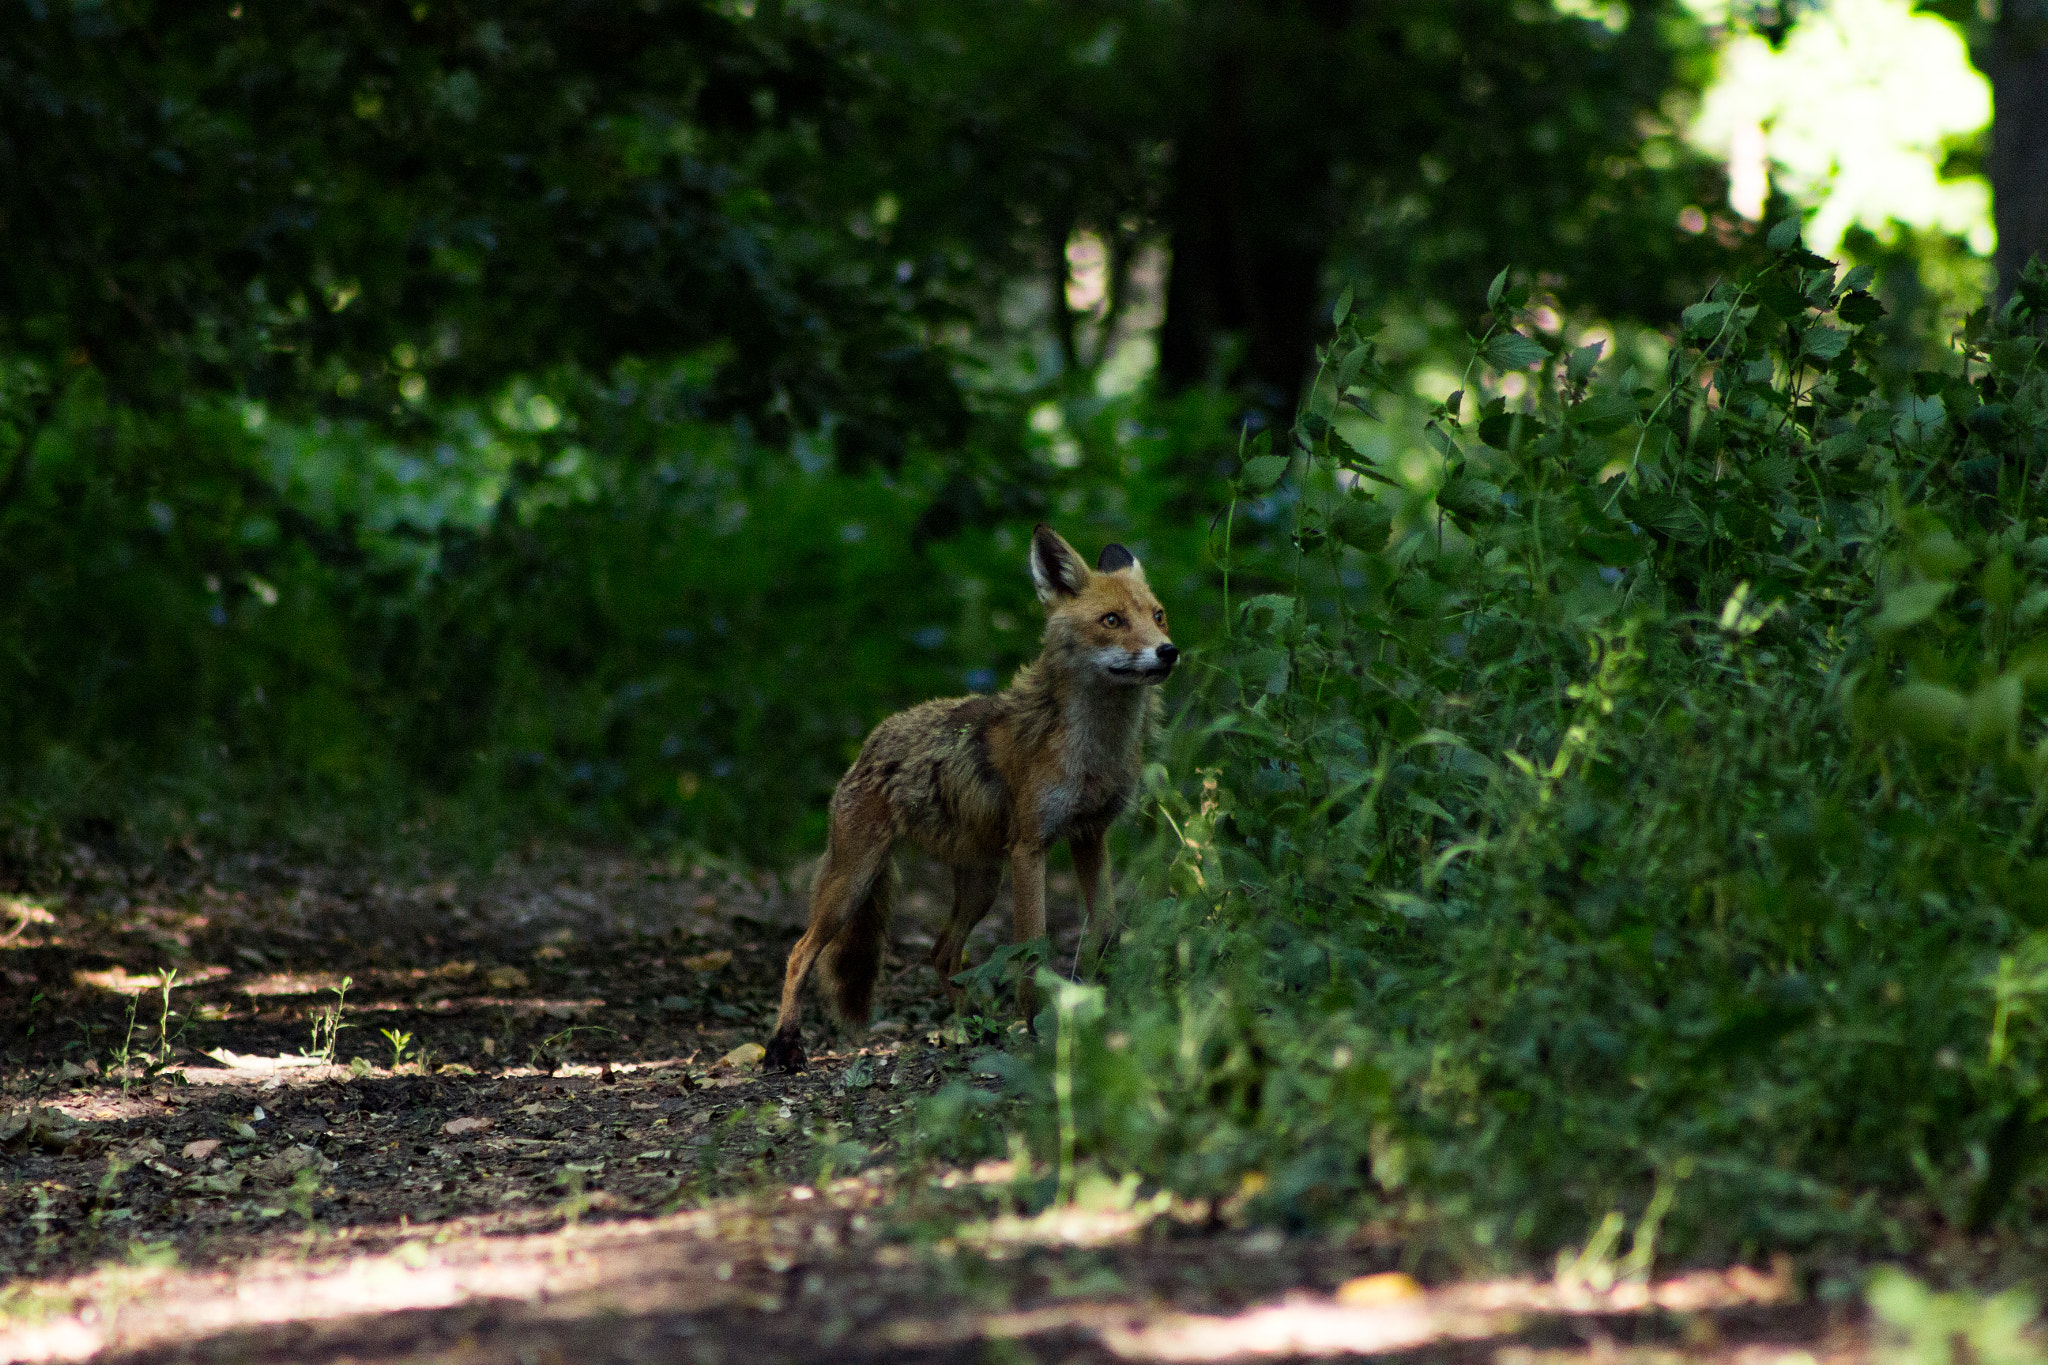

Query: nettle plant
[930,232,2048,1263]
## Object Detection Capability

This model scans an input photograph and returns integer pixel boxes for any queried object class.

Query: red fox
[763,524,1178,1071]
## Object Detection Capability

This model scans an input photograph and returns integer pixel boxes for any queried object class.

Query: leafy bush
[0,354,1228,862]
[958,233,2048,1266]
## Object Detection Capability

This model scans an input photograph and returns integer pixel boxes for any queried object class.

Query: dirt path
[2,843,1864,1362]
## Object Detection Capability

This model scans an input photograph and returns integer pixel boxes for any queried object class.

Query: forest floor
[0,842,1868,1363]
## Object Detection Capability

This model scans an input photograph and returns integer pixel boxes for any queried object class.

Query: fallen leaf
[1335,1272,1423,1306]
[715,1041,765,1071]
[182,1138,222,1161]
[443,1116,493,1135]
[683,949,732,972]
[486,966,529,991]
[188,1171,245,1195]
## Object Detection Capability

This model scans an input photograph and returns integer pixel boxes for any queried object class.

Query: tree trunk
[1987,6,2048,302]
[1157,3,1341,410]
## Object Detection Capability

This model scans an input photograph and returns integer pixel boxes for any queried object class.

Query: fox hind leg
[767,798,894,1073]
[929,863,1002,1008]
[818,858,896,1026]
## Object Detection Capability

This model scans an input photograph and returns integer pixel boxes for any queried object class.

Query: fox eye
[1100,613,1122,629]
[1152,609,1165,625]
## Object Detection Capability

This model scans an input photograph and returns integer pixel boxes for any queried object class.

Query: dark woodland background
[10,0,2048,1265]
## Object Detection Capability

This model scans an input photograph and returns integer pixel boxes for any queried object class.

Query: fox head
[1029,523,1178,685]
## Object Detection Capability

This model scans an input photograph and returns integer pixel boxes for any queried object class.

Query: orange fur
[763,524,1177,1071]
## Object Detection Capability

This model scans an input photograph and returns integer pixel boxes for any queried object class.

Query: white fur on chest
[1033,687,1144,843]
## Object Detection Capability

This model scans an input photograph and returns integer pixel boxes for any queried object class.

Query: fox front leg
[1010,844,1048,1025]
[1070,830,1111,975]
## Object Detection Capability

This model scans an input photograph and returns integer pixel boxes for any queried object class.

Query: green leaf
[1816,431,1867,462]
[1332,497,1394,547]
[1802,325,1848,361]
[1680,301,1730,338]
[1576,531,1639,565]
[1752,455,1796,491]
[1478,410,1533,449]
[1332,283,1354,327]
[1435,476,1499,519]
[1870,580,1954,634]
[1891,394,1947,449]
[1968,671,2024,752]
[1840,263,1875,293]
[1767,217,1802,251]
[1240,595,1296,634]
[1486,266,1510,311]
[1566,341,1604,386]
[1911,528,1973,579]
[1481,331,1549,371]
[1240,454,1290,491]
[1888,681,1967,744]
[1837,290,1886,326]
[1756,275,1806,320]
[1568,391,1636,433]
[1336,341,1366,389]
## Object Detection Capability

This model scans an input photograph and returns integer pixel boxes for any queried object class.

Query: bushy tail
[817,858,895,1025]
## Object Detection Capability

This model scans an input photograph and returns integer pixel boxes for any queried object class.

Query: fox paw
[763,1032,806,1073]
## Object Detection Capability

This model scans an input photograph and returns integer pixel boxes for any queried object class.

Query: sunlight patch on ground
[879,1261,1806,1361]
[236,970,352,997]
[1689,0,1991,253]
[0,1232,564,1363]
[1,897,55,948]
[69,967,173,996]
[0,1185,873,1363]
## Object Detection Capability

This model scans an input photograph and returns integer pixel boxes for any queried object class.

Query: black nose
[1157,643,1179,665]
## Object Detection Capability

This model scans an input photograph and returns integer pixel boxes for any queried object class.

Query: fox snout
[1105,640,1176,680]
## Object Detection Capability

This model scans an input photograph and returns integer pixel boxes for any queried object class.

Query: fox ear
[1095,543,1138,574]
[1029,523,1089,603]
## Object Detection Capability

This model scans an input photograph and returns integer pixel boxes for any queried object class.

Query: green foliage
[1868,1268,2044,1365]
[972,237,2048,1264]
[0,1,961,457]
[0,351,1222,859]
[308,977,353,1065]
[0,0,1754,866]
